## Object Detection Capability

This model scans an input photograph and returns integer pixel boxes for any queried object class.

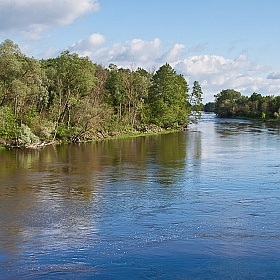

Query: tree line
[205,89,280,121]
[0,39,203,147]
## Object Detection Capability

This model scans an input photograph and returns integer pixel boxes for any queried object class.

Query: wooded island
[0,39,203,148]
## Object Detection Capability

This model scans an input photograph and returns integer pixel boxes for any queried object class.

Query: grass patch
[88,129,180,143]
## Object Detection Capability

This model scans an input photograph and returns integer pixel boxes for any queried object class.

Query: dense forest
[0,39,203,148]
[206,89,280,120]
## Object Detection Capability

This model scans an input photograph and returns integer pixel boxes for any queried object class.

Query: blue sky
[1,0,280,102]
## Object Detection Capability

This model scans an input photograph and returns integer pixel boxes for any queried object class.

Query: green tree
[204,102,215,112]
[16,56,48,124]
[0,106,16,140]
[42,51,98,141]
[235,95,249,117]
[146,63,189,128]
[189,81,203,118]
[0,39,22,108]
[105,66,152,128]
[270,95,280,119]
[214,89,242,117]
[105,65,127,120]
[0,39,48,144]
[131,68,151,126]
[248,92,263,117]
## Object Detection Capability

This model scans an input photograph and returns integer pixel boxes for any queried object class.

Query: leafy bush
[55,125,72,140]
[27,115,55,140]
[0,106,16,139]
[17,124,40,146]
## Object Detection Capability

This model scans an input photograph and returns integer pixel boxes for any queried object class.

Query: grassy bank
[0,128,182,150]
[97,129,180,142]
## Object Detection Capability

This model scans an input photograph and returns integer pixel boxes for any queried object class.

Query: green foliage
[204,102,215,112]
[105,66,127,118]
[55,124,72,140]
[0,40,48,123]
[0,105,16,139]
[0,39,200,146]
[17,124,40,146]
[214,89,242,117]
[27,114,55,140]
[214,90,280,120]
[0,40,22,107]
[146,63,189,128]
[190,81,204,116]
[4,37,280,147]
[41,51,99,140]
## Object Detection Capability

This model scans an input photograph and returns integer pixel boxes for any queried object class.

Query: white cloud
[160,44,185,65]
[23,25,45,40]
[267,72,280,80]
[177,55,228,75]
[70,37,163,69]
[114,38,162,64]
[69,33,106,54]
[0,0,99,35]
[174,54,279,101]
[53,35,280,102]
[68,36,280,101]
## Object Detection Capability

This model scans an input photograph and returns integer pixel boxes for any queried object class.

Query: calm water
[1,113,280,279]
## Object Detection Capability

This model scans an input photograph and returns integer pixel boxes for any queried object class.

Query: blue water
[1,113,280,279]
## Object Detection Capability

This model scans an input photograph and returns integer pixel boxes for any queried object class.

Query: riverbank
[0,127,181,151]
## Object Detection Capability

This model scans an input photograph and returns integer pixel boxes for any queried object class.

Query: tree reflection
[0,132,191,265]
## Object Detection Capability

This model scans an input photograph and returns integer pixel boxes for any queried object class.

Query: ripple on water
[1,114,280,279]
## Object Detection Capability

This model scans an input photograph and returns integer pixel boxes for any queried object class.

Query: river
[1,113,280,279]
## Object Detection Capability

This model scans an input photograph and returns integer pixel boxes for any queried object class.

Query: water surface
[1,114,280,279]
